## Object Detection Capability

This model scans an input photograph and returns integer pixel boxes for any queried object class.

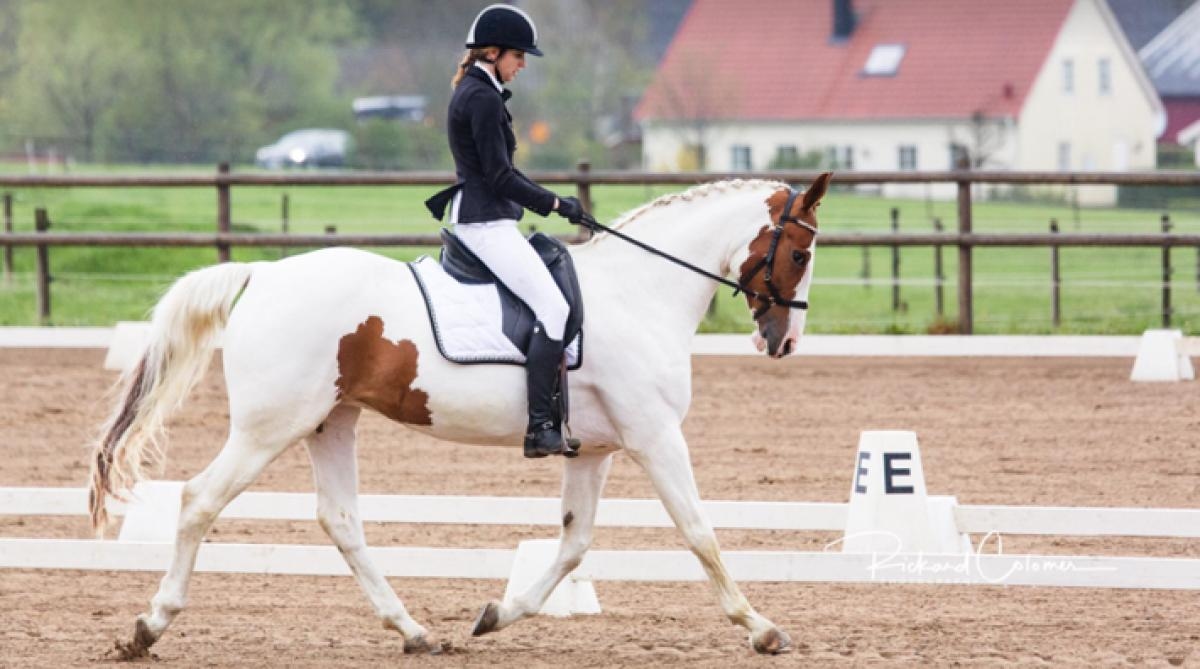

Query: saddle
[407,230,584,370]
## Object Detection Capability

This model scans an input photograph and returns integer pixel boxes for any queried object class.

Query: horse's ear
[801,172,833,212]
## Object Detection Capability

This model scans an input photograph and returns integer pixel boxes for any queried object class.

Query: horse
[87,173,830,658]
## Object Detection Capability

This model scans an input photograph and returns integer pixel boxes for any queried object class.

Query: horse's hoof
[403,634,444,655]
[111,617,157,661]
[471,601,501,637]
[751,627,793,655]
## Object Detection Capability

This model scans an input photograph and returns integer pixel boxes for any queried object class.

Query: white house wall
[1017,0,1160,205]
[641,119,1018,200]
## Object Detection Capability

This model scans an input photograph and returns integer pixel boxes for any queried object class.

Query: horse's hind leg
[120,427,292,658]
[626,426,792,655]
[304,404,440,655]
[472,451,614,636]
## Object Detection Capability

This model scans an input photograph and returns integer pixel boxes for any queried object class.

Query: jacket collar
[466,65,512,101]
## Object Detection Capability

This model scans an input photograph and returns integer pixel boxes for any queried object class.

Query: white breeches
[451,197,568,341]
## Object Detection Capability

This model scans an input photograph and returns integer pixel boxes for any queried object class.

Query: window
[775,145,799,167]
[1062,58,1074,94]
[825,145,854,169]
[863,44,906,76]
[1057,142,1071,171]
[948,143,969,169]
[731,145,752,171]
[898,145,918,170]
[1098,58,1111,95]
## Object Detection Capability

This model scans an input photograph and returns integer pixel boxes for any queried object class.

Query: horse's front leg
[472,451,614,636]
[626,425,792,655]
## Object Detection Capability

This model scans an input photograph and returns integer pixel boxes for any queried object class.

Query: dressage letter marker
[1130,329,1195,382]
[841,431,969,555]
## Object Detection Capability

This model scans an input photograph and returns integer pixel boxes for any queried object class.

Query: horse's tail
[88,262,256,535]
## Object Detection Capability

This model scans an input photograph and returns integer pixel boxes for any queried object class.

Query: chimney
[832,0,857,43]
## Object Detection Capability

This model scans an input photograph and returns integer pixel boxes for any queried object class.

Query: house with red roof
[636,0,1165,204]
[1136,0,1200,164]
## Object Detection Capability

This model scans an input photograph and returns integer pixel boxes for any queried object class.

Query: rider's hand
[555,196,586,225]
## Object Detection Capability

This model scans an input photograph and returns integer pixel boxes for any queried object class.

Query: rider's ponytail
[452,47,493,87]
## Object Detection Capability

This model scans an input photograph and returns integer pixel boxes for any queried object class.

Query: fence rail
[3,165,1200,331]
[6,232,1200,247]
[2,169,1200,187]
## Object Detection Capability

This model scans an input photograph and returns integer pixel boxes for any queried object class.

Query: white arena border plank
[0,326,114,348]
[6,325,1193,358]
[2,538,1198,590]
[689,334,1149,357]
[0,486,847,531]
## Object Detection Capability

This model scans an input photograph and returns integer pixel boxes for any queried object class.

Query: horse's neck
[580,189,768,333]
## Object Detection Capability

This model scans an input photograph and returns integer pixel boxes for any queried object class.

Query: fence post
[933,217,944,317]
[216,162,231,263]
[35,208,50,323]
[3,193,12,284]
[576,159,593,240]
[281,193,290,258]
[860,247,870,289]
[956,173,973,334]
[1161,214,1172,328]
[890,207,901,312]
[1050,219,1061,328]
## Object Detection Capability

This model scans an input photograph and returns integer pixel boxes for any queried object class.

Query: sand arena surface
[1,349,1198,667]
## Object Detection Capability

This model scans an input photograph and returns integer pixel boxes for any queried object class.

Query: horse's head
[738,173,830,358]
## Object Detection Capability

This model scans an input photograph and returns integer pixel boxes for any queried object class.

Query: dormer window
[863,44,906,76]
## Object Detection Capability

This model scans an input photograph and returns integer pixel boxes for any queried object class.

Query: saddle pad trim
[408,260,583,370]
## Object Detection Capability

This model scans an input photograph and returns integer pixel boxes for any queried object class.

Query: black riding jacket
[425,65,556,224]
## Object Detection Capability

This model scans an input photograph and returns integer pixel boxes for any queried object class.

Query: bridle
[736,188,818,319]
[575,186,817,319]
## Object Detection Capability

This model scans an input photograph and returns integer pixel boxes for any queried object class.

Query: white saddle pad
[409,256,581,366]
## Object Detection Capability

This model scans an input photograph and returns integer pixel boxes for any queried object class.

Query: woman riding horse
[425,4,587,459]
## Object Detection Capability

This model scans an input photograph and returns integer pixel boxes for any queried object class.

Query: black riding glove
[555,196,586,225]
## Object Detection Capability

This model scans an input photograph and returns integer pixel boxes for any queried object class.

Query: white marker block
[1130,330,1195,382]
[117,480,183,543]
[502,539,600,616]
[842,431,968,555]
[103,321,152,372]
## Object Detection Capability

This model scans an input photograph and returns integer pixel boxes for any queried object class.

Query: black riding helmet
[465,3,543,56]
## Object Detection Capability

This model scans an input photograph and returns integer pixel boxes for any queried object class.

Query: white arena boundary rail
[3,427,1199,608]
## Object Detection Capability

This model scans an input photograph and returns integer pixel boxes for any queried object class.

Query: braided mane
[580,179,785,246]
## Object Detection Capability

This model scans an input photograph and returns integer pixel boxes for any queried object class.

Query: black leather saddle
[437,229,584,369]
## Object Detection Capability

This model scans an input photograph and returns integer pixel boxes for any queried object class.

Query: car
[255,129,352,169]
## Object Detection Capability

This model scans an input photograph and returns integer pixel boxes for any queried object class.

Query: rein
[577,187,817,318]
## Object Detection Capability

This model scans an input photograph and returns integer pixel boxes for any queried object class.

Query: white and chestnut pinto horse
[88,173,830,658]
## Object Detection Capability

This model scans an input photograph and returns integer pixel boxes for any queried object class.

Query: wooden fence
[3,164,1200,332]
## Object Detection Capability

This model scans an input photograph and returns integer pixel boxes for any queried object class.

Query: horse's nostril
[781,340,794,356]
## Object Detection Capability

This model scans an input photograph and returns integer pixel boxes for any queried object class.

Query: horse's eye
[792,250,807,266]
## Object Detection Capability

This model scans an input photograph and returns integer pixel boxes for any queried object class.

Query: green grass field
[1,163,1198,334]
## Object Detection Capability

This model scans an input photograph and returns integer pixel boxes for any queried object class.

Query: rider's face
[493,49,526,83]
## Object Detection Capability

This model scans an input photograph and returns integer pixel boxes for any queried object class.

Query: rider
[425,4,586,459]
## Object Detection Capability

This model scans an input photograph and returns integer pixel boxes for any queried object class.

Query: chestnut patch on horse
[335,316,432,426]
[736,188,820,304]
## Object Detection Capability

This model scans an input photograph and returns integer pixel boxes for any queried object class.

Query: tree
[6,2,129,161]
[3,0,356,163]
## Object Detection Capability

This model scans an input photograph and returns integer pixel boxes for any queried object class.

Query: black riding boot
[524,324,574,458]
